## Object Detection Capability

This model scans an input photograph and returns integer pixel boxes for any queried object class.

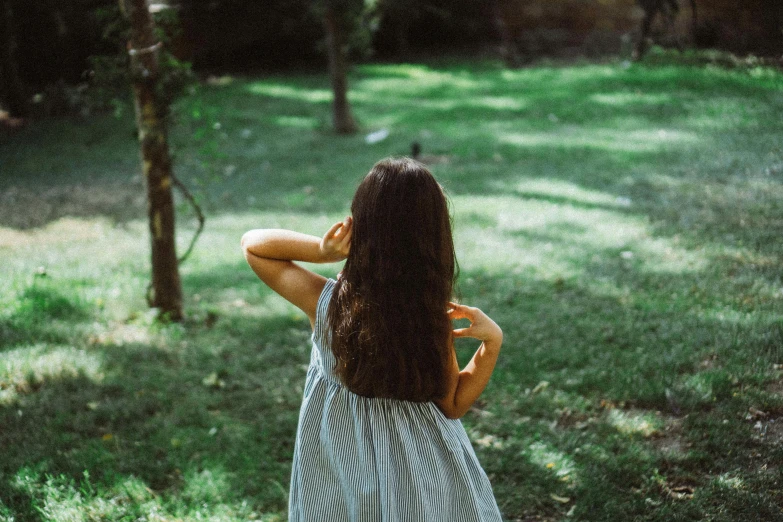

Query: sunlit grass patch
[467,96,528,111]
[524,441,579,484]
[666,370,735,411]
[452,193,707,280]
[590,92,673,106]
[714,473,745,490]
[498,64,619,85]
[0,344,104,405]
[606,409,663,438]
[246,83,331,103]
[273,115,320,129]
[498,176,632,209]
[497,127,699,153]
[358,63,483,90]
[9,468,284,522]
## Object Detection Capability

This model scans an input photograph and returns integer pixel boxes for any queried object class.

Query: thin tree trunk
[634,6,656,60]
[124,0,183,321]
[492,1,521,68]
[323,1,357,134]
[689,0,697,40]
[0,0,28,117]
[51,7,76,83]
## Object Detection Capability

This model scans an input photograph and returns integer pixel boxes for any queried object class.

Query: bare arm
[435,303,503,419]
[241,218,352,326]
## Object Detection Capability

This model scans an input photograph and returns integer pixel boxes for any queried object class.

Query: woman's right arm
[435,303,503,420]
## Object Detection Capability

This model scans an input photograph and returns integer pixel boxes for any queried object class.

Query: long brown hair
[325,158,458,402]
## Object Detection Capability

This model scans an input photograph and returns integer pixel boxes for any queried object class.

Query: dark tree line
[3,0,782,115]
[0,0,27,116]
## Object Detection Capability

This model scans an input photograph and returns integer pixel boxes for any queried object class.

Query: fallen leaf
[667,485,694,500]
[550,493,571,503]
[747,406,768,420]
[202,372,225,388]
[532,381,549,394]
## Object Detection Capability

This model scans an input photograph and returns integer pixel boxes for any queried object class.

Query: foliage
[1,58,782,520]
[308,0,375,61]
[83,4,195,116]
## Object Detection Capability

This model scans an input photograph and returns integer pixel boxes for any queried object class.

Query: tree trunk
[323,1,357,134]
[634,5,656,60]
[0,0,28,117]
[689,0,697,38]
[492,1,522,68]
[124,0,183,321]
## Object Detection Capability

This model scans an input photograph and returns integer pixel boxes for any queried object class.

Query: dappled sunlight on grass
[606,409,662,437]
[524,441,578,484]
[469,96,528,111]
[714,473,744,490]
[499,65,619,85]
[246,83,331,103]
[0,217,113,249]
[1,58,782,521]
[273,116,319,129]
[497,127,700,153]
[591,92,673,106]
[358,63,484,90]
[10,467,284,522]
[453,193,707,280]
[498,177,632,209]
[0,344,104,405]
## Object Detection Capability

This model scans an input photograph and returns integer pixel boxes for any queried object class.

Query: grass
[1,54,783,520]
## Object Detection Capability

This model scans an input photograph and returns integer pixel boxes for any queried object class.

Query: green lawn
[1,55,782,521]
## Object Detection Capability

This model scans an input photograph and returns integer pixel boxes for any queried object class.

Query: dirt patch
[0,183,145,229]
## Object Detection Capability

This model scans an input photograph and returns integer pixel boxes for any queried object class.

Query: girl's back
[289,278,502,521]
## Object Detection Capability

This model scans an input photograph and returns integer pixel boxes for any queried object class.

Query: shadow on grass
[0,309,312,519]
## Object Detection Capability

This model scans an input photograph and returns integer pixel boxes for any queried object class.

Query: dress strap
[313,278,336,343]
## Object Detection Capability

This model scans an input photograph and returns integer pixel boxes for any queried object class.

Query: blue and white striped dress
[289,279,503,521]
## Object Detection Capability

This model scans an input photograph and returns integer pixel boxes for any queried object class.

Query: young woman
[241,158,504,521]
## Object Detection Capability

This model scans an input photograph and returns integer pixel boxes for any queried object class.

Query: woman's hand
[448,302,503,346]
[319,216,352,262]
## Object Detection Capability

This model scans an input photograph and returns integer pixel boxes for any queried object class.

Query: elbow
[437,399,468,420]
[443,408,468,420]
[240,231,251,252]
[241,230,261,256]
[240,232,258,264]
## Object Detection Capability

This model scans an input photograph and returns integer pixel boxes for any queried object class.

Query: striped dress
[289,279,503,521]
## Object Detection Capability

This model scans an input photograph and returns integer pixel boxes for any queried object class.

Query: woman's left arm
[240,218,351,326]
